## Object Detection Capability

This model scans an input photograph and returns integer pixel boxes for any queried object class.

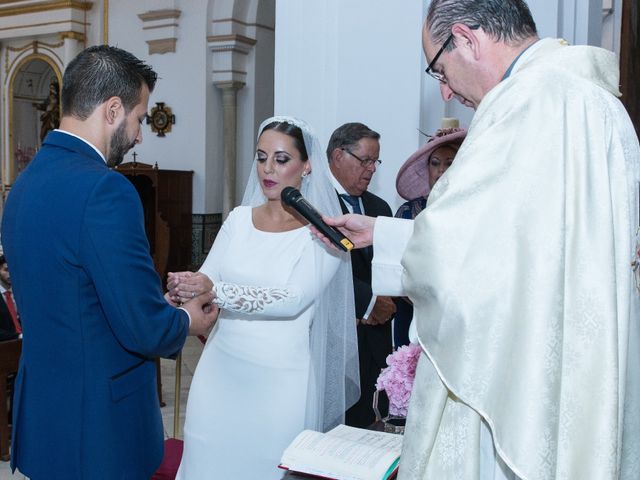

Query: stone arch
[4,52,63,187]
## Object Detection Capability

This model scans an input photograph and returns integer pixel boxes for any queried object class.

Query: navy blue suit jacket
[1,131,189,479]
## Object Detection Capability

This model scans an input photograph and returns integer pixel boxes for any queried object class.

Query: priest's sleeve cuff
[372,216,414,297]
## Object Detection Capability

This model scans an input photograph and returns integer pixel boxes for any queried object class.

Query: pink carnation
[375,343,422,417]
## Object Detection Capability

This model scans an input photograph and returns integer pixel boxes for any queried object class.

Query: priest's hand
[312,213,376,250]
[362,296,396,326]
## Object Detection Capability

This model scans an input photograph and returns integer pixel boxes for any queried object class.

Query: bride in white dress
[170,116,360,479]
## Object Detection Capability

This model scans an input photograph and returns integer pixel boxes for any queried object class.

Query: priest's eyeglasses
[425,24,480,84]
[341,148,382,167]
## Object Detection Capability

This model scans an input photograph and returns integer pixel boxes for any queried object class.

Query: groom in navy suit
[1,46,217,479]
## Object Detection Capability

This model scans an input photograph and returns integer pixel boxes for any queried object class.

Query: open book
[279,424,402,480]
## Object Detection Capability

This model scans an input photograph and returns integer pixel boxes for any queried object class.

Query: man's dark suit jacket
[0,291,19,341]
[339,190,393,428]
[1,131,189,479]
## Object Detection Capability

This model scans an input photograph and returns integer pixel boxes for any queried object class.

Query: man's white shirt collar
[329,171,348,196]
[55,129,107,164]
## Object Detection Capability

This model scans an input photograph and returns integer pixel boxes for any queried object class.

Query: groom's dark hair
[61,45,157,120]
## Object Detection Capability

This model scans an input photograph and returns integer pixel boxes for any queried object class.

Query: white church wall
[109,0,212,213]
[275,0,424,210]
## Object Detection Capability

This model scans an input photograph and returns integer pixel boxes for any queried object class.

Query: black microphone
[281,186,354,252]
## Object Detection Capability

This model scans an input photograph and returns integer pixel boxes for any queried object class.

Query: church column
[214,80,245,218]
[208,32,256,217]
[60,31,84,66]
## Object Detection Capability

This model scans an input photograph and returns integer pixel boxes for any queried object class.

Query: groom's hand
[182,292,219,335]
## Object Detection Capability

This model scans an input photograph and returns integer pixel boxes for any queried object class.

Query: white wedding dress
[176,206,340,480]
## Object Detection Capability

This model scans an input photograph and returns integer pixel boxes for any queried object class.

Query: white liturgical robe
[372,38,640,480]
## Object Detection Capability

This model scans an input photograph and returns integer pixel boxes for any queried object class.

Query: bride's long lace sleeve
[212,282,300,314]
[198,208,341,318]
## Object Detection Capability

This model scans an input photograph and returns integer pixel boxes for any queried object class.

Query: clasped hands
[165,271,218,336]
[167,271,215,304]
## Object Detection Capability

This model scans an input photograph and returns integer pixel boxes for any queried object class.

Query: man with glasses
[326,122,395,429]
[319,0,640,478]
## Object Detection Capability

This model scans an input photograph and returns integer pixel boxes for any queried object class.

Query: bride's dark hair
[260,121,309,161]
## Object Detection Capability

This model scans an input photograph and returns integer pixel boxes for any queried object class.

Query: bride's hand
[167,271,214,304]
[167,271,192,304]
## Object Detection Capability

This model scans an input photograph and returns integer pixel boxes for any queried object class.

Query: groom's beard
[107,121,136,168]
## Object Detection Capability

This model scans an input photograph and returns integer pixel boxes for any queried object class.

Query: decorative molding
[211,18,274,32]
[138,8,181,55]
[0,18,86,33]
[6,39,64,53]
[0,1,92,17]
[212,69,247,75]
[207,34,255,55]
[213,80,245,90]
[208,33,256,84]
[6,40,35,53]
[146,38,176,55]
[59,30,84,42]
[143,23,179,31]
[207,33,256,46]
[5,40,63,77]
[138,9,180,22]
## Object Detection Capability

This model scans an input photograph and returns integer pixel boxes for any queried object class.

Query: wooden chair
[0,339,21,461]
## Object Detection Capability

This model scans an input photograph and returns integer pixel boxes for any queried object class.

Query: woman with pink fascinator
[393,120,466,347]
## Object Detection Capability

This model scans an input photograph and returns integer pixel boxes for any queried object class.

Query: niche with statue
[9,57,61,182]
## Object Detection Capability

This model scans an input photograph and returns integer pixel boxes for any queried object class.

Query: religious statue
[33,80,60,144]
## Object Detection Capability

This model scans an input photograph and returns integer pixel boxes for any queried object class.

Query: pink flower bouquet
[375,343,422,417]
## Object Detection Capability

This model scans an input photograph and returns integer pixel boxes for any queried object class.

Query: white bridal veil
[241,115,360,431]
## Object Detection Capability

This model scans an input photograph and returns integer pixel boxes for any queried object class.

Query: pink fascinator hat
[396,118,467,200]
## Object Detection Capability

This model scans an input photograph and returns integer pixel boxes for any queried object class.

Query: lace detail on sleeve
[212,281,299,313]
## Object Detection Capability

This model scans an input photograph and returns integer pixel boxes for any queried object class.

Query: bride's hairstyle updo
[260,120,309,161]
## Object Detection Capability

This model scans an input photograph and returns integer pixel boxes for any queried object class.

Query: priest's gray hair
[426,0,538,50]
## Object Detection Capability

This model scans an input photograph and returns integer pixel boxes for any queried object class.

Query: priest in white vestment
[319,1,640,479]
